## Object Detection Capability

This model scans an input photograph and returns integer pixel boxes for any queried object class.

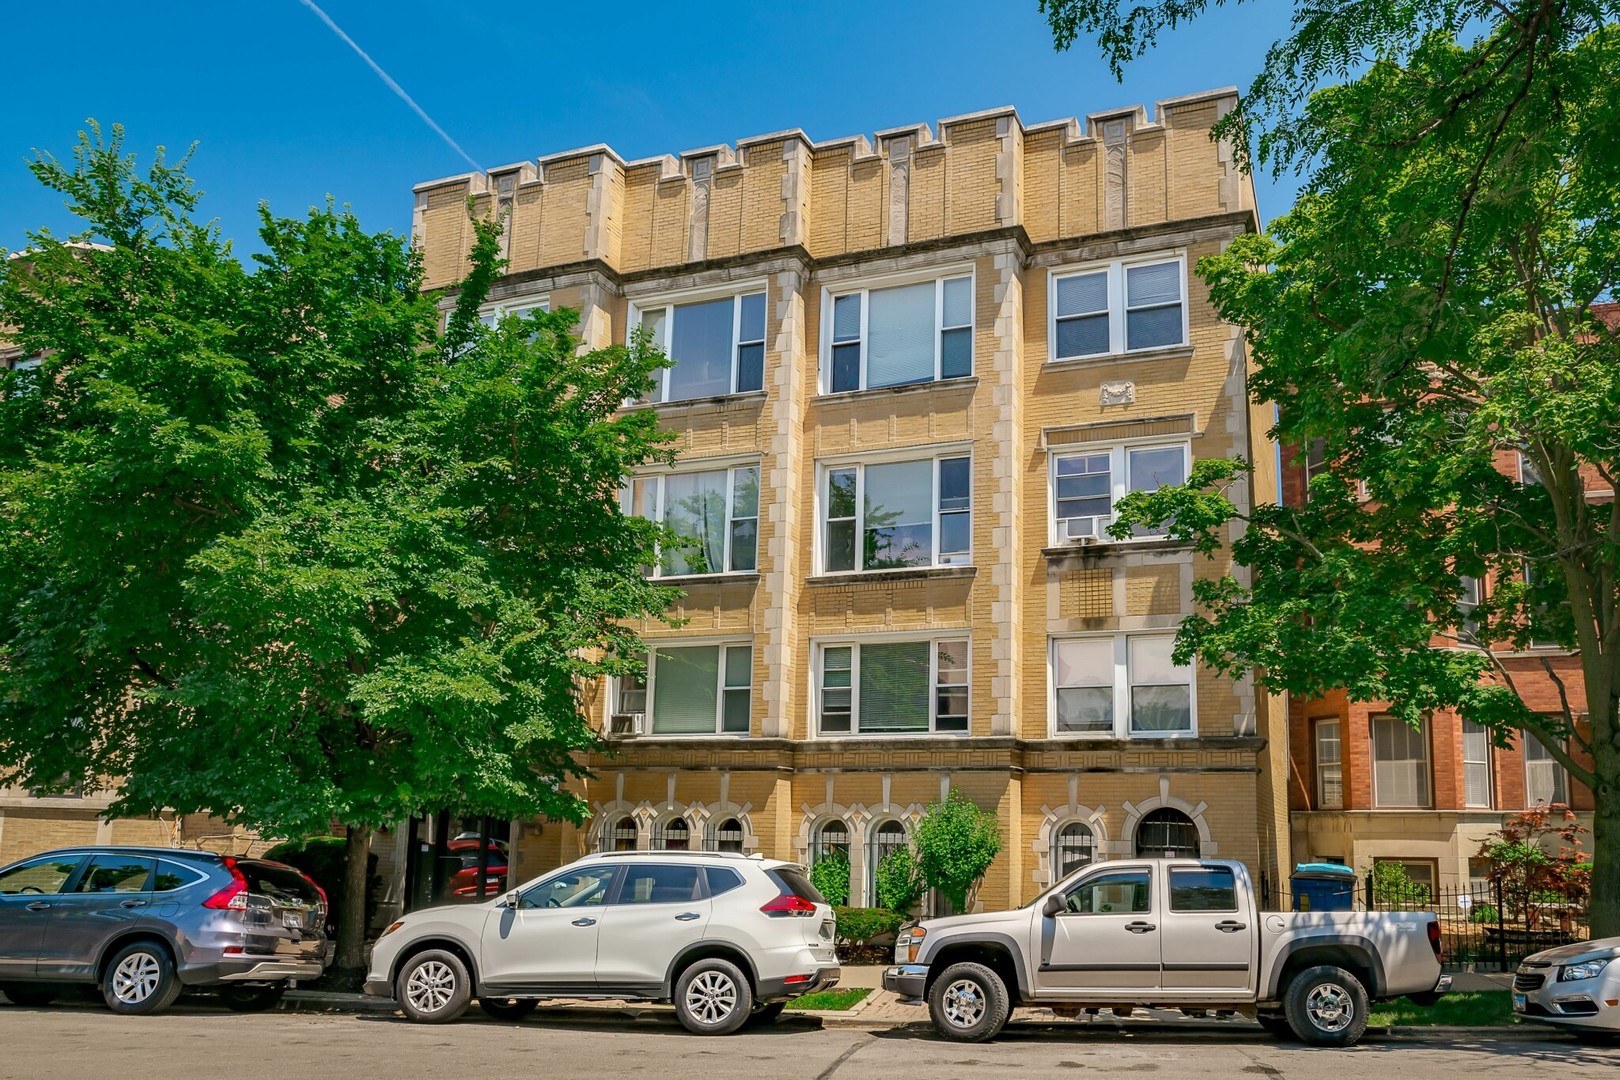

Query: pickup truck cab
[884,858,1448,1046]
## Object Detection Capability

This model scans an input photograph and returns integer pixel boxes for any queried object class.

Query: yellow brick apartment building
[410,91,1288,910]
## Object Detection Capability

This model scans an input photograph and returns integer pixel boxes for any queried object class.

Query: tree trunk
[333,826,373,983]
[1591,756,1619,940]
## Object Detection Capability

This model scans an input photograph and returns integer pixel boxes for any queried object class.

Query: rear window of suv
[240,862,322,906]
[765,867,825,905]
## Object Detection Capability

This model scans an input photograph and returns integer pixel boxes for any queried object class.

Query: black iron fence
[1260,873,1590,972]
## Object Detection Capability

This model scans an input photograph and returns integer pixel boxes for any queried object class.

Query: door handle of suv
[1124,921,1157,934]
[1215,920,1246,933]
[571,917,597,927]
[25,901,51,912]
[120,899,147,909]
[674,912,702,922]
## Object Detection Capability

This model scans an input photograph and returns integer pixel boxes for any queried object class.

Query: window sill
[1042,537,1192,559]
[604,733,751,742]
[622,389,768,415]
[1044,344,1194,371]
[812,731,970,740]
[648,571,761,587]
[1047,731,1196,741]
[806,565,977,587]
[814,377,978,405]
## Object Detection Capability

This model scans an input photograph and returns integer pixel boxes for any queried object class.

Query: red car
[445,840,506,901]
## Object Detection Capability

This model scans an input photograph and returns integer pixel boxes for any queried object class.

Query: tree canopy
[0,124,677,966]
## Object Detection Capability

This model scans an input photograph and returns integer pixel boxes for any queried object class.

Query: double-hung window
[1522,731,1569,806]
[627,465,759,576]
[1050,256,1185,360]
[822,454,970,572]
[1462,720,1492,808]
[477,296,549,329]
[1050,633,1194,738]
[1371,717,1431,808]
[1315,719,1344,809]
[617,643,752,736]
[636,291,766,403]
[816,637,969,736]
[826,275,972,393]
[1050,442,1188,542]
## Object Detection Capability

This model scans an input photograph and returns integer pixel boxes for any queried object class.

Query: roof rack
[591,850,753,860]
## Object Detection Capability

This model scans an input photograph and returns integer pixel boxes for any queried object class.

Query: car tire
[219,984,288,1012]
[927,961,1011,1043]
[396,950,473,1024]
[102,941,183,1015]
[673,958,753,1035]
[1256,1013,1293,1040]
[1283,965,1369,1047]
[744,1001,787,1028]
[0,983,59,1007]
[477,996,539,1022]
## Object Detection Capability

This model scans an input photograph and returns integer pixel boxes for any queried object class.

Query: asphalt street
[1,1004,1616,1080]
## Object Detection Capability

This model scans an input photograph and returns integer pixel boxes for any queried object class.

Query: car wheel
[396,950,473,1024]
[1257,1013,1293,1040]
[102,941,183,1015]
[927,962,1011,1043]
[219,984,288,1012]
[477,996,539,1022]
[1283,965,1369,1047]
[673,958,753,1035]
[744,1001,787,1028]
[0,983,59,1007]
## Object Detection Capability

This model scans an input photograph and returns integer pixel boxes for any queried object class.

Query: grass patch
[784,988,872,1012]
[1368,991,1520,1028]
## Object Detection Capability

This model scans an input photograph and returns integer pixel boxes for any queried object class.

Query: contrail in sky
[296,0,484,172]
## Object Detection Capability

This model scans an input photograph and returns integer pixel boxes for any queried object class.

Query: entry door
[1158,864,1255,994]
[480,864,618,991]
[1039,866,1160,994]
[38,854,156,979]
[591,863,711,991]
[0,855,87,979]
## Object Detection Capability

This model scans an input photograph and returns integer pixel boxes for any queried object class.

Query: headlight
[895,925,927,963]
[1559,958,1611,982]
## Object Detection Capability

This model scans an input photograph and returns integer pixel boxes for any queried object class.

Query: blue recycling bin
[1291,862,1355,912]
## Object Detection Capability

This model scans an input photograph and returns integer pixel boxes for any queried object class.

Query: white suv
[365,851,840,1034]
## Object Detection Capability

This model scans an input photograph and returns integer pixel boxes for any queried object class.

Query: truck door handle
[571,917,597,927]
[674,912,702,922]
[1124,921,1157,934]
[120,899,147,909]
[1215,920,1246,933]
[26,901,52,912]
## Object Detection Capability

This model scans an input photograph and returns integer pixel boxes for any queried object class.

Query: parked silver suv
[366,851,840,1034]
[0,846,327,1014]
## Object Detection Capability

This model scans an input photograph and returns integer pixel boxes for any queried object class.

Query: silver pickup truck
[883,858,1448,1046]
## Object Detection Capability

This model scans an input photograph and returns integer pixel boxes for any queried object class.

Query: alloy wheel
[405,960,458,1014]
[111,952,161,1005]
[1305,982,1354,1033]
[941,978,987,1029]
[683,970,738,1025]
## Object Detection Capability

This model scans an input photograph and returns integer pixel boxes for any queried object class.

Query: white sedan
[1514,936,1620,1038]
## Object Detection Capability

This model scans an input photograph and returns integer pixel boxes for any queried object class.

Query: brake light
[1427,918,1442,962]
[202,857,249,910]
[760,894,817,917]
[303,873,328,911]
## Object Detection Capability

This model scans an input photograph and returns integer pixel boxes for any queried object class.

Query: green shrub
[874,846,925,914]
[809,850,851,908]
[1469,903,1500,924]
[262,835,381,932]
[833,906,905,947]
[1370,861,1431,906]
[913,790,1001,915]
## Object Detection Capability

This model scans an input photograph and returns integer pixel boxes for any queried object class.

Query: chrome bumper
[218,960,325,982]
[883,964,928,1003]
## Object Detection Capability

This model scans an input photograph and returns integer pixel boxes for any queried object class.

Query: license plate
[283,911,305,929]
[1512,993,1526,1013]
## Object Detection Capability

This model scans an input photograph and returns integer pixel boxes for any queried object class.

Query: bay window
[1050,256,1185,360]
[636,291,766,403]
[825,274,973,393]
[1050,442,1189,542]
[628,464,759,576]
[1050,633,1194,738]
[816,637,969,736]
[822,454,970,572]
[616,643,752,736]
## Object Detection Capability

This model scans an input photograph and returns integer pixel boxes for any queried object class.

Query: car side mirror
[504,890,521,909]
[1043,894,1065,918]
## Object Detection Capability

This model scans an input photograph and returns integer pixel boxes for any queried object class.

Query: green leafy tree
[874,845,926,914]
[913,790,1002,914]
[0,124,676,976]
[1478,806,1591,927]
[1041,3,1620,937]
[809,849,852,908]
[1370,862,1432,908]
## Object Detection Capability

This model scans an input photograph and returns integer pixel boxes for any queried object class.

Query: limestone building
[409,89,1285,910]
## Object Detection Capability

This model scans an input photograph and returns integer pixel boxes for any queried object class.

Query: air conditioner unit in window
[1058,516,1102,545]
[607,712,647,738]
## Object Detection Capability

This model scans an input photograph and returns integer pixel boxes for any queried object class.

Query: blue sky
[2,1,1303,256]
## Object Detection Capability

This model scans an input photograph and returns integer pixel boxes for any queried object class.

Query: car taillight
[760,894,817,918]
[303,873,328,911]
[1427,918,1442,962]
[203,857,250,910]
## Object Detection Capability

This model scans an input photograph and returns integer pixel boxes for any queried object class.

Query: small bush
[913,790,1001,915]
[809,850,851,908]
[1469,903,1500,925]
[833,906,905,947]
[874,846,925,914]
[1370,861,1431,906]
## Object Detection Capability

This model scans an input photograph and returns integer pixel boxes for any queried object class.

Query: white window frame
[1521,730,1569,807]
[1370,716,1432,808]
[1047,440,1191,545]
[629,282,769,403]
[1315,718,1343,809]
[611,639,754,737]
[1047,632,1197,740]
[1462,720,1493,808]
[811,633,971,738]
[816,450,972,575]
[819,266,975,395]
[625,461,761,578]
[476,294,549,328]
[1047,253,1189,362]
